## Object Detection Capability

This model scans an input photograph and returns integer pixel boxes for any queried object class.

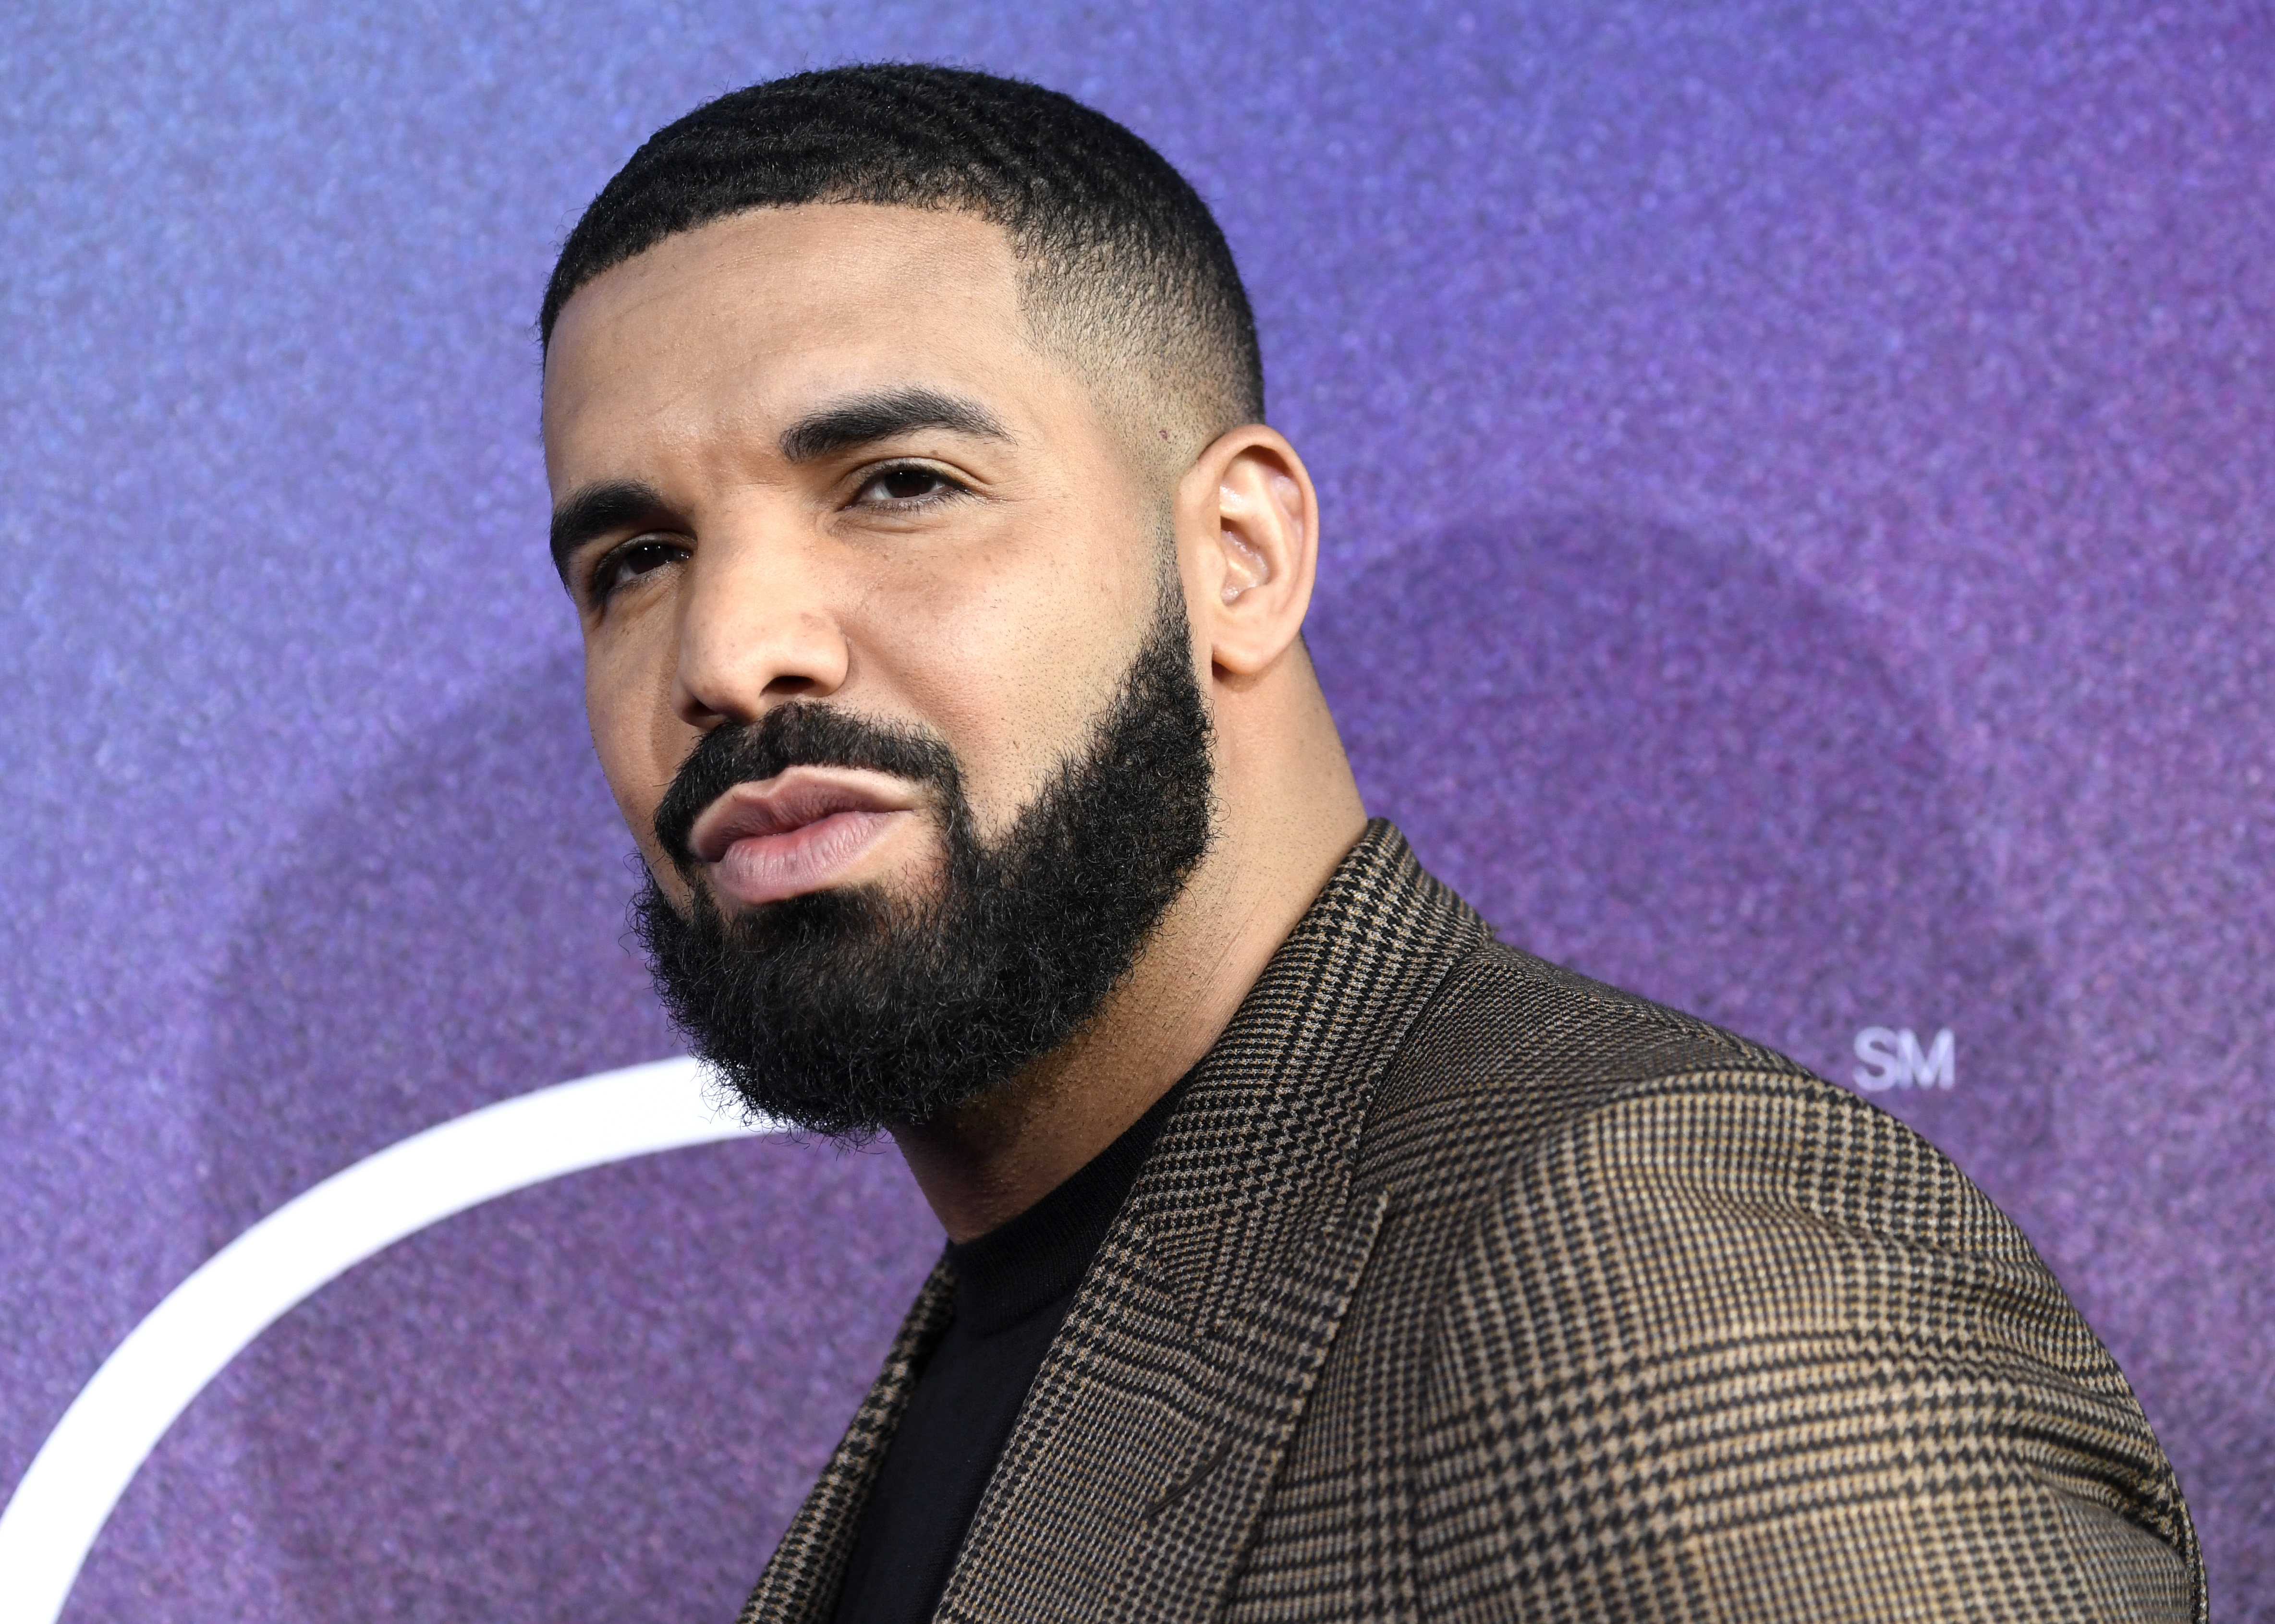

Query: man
[538,64,2203,1624]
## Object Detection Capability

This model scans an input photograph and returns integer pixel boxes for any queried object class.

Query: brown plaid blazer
[740,823,2204,1623]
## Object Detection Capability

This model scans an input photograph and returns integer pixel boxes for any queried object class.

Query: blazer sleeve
[1409,1068,2205,1624]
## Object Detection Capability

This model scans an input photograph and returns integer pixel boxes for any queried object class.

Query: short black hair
[540,64,1265,437]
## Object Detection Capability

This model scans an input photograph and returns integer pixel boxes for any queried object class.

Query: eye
[587,536,685,604]
[852,462,967,509]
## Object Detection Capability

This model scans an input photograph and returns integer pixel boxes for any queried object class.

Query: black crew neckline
[944,1077,1189,1338]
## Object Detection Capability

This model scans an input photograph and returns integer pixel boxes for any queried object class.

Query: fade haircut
[539,64,1265,458]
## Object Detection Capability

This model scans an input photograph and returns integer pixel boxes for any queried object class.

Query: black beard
[631,587,1215,1139]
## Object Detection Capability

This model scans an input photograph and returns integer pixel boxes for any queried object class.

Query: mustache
[652,702,962,875]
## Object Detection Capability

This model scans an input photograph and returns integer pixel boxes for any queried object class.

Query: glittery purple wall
[6,3,2269,1618]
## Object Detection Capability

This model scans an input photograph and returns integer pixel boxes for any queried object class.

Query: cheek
[583,636,686,859]
[853,544,1155,838]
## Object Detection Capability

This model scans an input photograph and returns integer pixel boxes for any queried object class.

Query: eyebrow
[549,478,673,584]
[777,386,1011,464]
[547,388,1010,584]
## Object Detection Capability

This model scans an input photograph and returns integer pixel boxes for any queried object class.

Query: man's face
[541,205,1215,1133]
[544,205,1167,908]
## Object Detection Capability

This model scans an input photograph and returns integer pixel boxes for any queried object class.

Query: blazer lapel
[934,824,1491,1624]
[738,1257,956,1624]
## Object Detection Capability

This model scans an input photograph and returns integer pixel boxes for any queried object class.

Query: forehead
[541,204,1042,478]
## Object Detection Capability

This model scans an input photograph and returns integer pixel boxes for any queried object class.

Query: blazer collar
[1119,820,1491,1334]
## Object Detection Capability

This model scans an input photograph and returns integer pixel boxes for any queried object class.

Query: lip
[686,767,924,909]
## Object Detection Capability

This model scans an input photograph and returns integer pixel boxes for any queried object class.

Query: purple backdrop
[5,2,2270,1618]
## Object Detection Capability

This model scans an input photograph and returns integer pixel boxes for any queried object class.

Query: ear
[1174,425,1321,680]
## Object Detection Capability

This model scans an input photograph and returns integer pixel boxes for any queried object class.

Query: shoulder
[1357,940,2205,1620]
[1357,936,1811,1205]
[1365,935,2154,1442]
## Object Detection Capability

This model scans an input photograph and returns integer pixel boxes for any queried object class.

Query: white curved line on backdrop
[0,1056,779,1624]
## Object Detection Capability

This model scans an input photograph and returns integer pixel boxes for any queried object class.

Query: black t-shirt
[828,1081,1187,1624]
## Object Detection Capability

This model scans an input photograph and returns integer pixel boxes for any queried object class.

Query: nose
[670,520,851,728]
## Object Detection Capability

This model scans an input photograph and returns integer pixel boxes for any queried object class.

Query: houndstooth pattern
[740,822,2204,1623]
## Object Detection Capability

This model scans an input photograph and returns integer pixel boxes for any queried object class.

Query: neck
[890,675,1366,1242]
